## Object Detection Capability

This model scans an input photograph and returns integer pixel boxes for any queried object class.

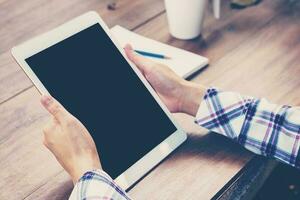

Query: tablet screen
[25,23,177,179]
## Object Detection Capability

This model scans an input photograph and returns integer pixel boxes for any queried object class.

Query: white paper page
[110,25,208,78]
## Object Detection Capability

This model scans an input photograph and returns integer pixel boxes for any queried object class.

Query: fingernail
[41,95,52,106]
[124,44,132,50]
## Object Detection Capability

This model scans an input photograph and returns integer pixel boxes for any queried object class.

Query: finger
[124,44,154,74]
[42,118,57,147]
[42,119,55,134]
[41,95,70,122]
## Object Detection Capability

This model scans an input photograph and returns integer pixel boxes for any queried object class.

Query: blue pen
[134,50,171,59]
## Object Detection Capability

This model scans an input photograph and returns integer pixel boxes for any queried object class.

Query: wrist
[179,81,206,116]
[69,156,101,184]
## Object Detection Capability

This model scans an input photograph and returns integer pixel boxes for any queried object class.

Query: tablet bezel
[11,11,187,190]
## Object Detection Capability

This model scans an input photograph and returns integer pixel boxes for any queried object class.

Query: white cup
[164,0,207,40]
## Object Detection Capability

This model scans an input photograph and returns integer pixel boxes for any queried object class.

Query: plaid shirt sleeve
[69,169,131,200]
[195,87,300,168]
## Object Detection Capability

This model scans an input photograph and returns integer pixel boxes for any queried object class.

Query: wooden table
[1,0,300,199]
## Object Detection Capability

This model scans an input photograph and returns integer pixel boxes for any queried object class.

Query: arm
[40,96,130,199]
[124,45,300,168]
[195,87,300,168]
[40,44,299,200]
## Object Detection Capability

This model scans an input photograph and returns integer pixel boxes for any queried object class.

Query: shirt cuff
[195,87,253,140]
[69,169,130,200]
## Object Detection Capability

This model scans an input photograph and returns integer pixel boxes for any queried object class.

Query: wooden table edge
[212,155,277,200]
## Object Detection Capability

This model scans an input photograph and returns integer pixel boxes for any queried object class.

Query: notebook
[110,25,208,79]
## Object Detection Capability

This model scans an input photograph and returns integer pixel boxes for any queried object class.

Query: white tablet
[11,11,187,190]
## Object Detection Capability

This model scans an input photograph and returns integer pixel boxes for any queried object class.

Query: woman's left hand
[41,95,101,184]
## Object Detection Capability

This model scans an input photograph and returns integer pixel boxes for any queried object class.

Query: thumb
[41,95,70,122]
[124,44,154,75]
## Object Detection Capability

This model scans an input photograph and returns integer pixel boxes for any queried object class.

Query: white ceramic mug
[164,0,220,40]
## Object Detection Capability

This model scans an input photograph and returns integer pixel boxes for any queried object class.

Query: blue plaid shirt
[69,88,300,199]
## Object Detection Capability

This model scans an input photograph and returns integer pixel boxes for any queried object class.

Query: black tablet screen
[25,23,177,179]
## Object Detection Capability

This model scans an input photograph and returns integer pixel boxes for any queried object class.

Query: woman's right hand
[124,44,205,116]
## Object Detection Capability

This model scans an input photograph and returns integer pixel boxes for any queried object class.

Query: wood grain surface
[1,0,300,199]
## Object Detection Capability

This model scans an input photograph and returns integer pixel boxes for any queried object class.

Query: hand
[124,44,206,116]
[40,95,101,184]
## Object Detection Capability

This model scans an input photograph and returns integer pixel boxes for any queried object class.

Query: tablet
[11,11,187,189]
